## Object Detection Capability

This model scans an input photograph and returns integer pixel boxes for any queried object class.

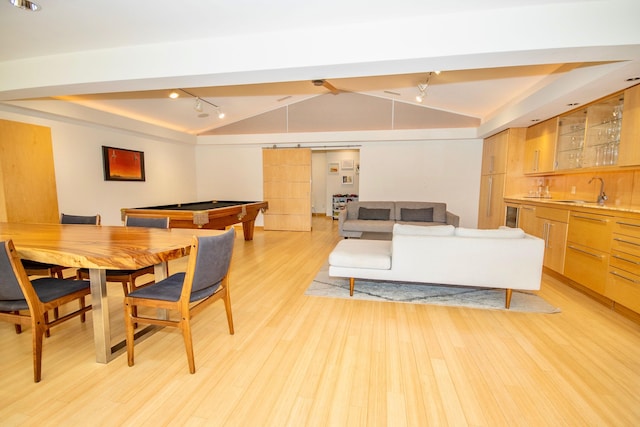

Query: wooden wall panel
[0,119,59,223]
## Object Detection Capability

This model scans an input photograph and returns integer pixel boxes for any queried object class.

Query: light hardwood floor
[1,216,640,426]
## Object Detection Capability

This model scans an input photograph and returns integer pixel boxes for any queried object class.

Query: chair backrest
[60,213,101,225]
[0,240,26,301]
[185,228,235,301]
[125,216,170,229]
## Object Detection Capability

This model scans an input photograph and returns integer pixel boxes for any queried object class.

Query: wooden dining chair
[0,239,92,382]
[76,216,170,297]
[21,213,99,329]
[124,227,235,373]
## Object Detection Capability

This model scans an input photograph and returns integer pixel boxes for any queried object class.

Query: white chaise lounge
[328,224,545,308]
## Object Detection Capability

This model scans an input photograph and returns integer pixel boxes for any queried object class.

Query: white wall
[311,151,327,215]
[0,105,482,228]
[194,144,266,225]
[0,109,197,225]
[359,140,482,228]
[195,140,481,228]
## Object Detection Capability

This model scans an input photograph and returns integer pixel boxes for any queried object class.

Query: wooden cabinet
[481,130,508,174]
[0,119,59,223]
[535,206,569,274]
[518,205,540,237]
[618,84,640,166]
[607,215,640,312]
[517,204,567,273]
[477,129,525,229]
[564,211,613,294]
[524,118,558,174]
[478,174,506,229]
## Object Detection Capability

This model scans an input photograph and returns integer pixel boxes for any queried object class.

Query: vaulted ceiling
[1,0,639,141]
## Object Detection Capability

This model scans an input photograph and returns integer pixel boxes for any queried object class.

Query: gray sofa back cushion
[347,201,396,220]
[395,202,446,223]
[400,207,433,222]
[358,207,391,220]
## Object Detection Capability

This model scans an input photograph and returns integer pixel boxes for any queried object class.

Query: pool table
[121,200,268,240]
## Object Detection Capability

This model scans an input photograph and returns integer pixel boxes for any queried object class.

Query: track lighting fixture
[169,88,225,119]
[415,71,440,103]
[9,0,41,11]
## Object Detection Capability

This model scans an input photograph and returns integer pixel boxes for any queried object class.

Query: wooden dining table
[0,222,223,363]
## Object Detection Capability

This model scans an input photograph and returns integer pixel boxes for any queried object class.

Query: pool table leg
[242,220,256,240]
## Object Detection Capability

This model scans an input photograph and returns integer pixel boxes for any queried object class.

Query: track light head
[194,98,203,112]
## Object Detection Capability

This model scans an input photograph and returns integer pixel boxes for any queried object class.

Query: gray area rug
[306,265,561,314]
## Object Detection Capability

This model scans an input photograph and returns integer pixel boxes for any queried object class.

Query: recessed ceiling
[1,0,639,139]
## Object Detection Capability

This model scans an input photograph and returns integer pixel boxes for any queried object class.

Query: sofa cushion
[329,239,392,270]
[347,201,396,221]
[343,219,395,233]
[393,223,455,236]
[358,207,390,220]
[400,207,433,222]
[395,202,446,223]
[454,227,526,239]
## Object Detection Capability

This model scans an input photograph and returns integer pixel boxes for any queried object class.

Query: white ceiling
[1,0,640,139]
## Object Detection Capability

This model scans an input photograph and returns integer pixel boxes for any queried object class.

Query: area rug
[306,265,561,314]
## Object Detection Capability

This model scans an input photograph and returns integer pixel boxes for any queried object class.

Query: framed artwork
[328,162,339,174]
[341,159,354,170]
[102,146,146,181]
[342,175,354,185]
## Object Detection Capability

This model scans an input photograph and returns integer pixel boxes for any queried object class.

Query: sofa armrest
[446,211,460,227]
[338,208,348,232]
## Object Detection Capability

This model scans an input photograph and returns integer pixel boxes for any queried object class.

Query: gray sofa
[338,201,460,238]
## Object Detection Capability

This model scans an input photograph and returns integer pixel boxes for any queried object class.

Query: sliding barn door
[262,148,312,231]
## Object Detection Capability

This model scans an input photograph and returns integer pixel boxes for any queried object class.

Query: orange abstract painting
[102,146,145,181]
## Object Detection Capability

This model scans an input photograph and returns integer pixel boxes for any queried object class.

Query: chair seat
[129,272,221,303]
[0,277,90,311]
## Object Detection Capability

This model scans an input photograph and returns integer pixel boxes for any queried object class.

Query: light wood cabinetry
[478,174,506,229]
[517,204,567,273]
[618,84,640,166]
[477,129,526,229]
[524,118,558,174]
[0,119,59,223]
[481,130,508,174]
[564,211,613,294]
[607,216,640,312]
[517,205,540,236]
[537,206,569,274]
[555,93,625,170]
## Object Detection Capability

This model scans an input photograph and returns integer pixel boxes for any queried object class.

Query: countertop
[504,196,640,215]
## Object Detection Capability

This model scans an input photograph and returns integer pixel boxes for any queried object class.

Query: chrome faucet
[589,177,607,205]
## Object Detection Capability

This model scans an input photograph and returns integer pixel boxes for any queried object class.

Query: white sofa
[328,224,545,308]
[338,201,460,238]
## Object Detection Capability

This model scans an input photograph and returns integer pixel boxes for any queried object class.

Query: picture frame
[342,175,354,185]
[341,159,354,170]
[102,146,146,181]
[328,162,340,174]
